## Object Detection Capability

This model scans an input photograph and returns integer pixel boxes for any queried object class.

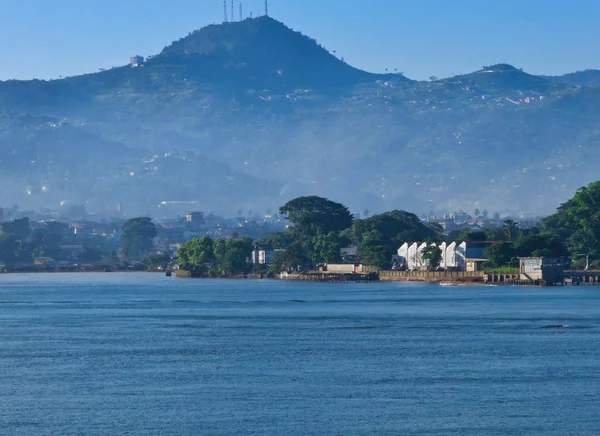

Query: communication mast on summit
[223,0,228,22]
[265,0,268,16]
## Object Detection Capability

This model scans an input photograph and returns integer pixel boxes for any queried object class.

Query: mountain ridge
[0,17,599,216]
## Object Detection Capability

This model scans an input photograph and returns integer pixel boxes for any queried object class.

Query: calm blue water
[0,273,599,435]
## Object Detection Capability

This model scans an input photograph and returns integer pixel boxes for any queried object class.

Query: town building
[519,257,568,284]
[251,243,281,265]
[395,241,493,272]
[130,55,144,67]
[186,211,205,224]
[320,263,370,274]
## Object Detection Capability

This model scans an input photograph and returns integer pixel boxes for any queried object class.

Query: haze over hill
[1,16,600,216]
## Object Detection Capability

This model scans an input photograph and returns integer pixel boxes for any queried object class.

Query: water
[0,273,599,435]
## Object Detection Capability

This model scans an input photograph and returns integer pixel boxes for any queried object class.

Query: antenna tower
[239,3,243,21]
[231,0,234,21]
[223,0,228,22]
[265,0,268,16]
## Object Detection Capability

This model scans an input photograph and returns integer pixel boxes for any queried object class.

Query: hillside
[542,69,600,87]
[0,17,599,216]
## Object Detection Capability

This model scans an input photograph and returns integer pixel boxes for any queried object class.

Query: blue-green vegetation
[0,18,599,215]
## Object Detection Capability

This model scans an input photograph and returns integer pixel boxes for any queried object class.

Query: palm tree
[503,219,520,240]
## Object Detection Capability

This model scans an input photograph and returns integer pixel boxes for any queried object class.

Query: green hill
[0,17,598,215]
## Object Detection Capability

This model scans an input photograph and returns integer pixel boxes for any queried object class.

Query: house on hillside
[251,243,282,265]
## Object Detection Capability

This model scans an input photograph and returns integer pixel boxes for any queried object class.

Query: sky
[1,0,599,81]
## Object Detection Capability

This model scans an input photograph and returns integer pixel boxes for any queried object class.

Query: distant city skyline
[1,0,599,81]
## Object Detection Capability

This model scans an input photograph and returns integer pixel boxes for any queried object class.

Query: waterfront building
[519,257,568,283]
[395,241,488,272]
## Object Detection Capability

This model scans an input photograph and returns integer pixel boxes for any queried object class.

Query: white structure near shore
[394,241,489,272]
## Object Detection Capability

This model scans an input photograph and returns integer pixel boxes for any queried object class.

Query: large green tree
[513,234,569,258]
[177,236,215,271]
[353,210,435,263]
[484,242,516,267]
[279,196,353,238]
[312,231,342,263]
[357,244,389,269]
[121,217,157,259]
[543,181,600,255]
[212,236,253,275]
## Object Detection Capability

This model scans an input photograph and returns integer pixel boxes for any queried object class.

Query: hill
[0,17,599,216]
[541,69,600,87]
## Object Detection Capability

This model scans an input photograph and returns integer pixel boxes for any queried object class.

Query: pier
[560,270,600,285]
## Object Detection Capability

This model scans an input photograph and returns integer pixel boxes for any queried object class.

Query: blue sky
[1,0,599,81]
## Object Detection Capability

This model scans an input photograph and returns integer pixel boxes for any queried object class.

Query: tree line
[177,196,437,275]
[179,181,600,274]
[4,180,598,273]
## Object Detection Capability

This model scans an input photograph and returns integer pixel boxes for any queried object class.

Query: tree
[0,233,18,264]
[429,75,438,81]
[177,236,215,271]
[427,222,445,238]
[482,227,508,242]
[211,236,253,275]
[503,219,520,241]
[493,212,501,221]
[212,238,228,273]
[268,241,308,274]
[457,230,487,242]
[474,209,481,218]
[312,231,341,263]
[121,217,157,259]
[421,244,442,271]
[279,196,353,238]
[484,242,516,267]
[358,244,389,269]
[260,231,296,249]
[222,237,253,274]
[543,181,600,255]
[514,234,569,258]
[353,210,435,256]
